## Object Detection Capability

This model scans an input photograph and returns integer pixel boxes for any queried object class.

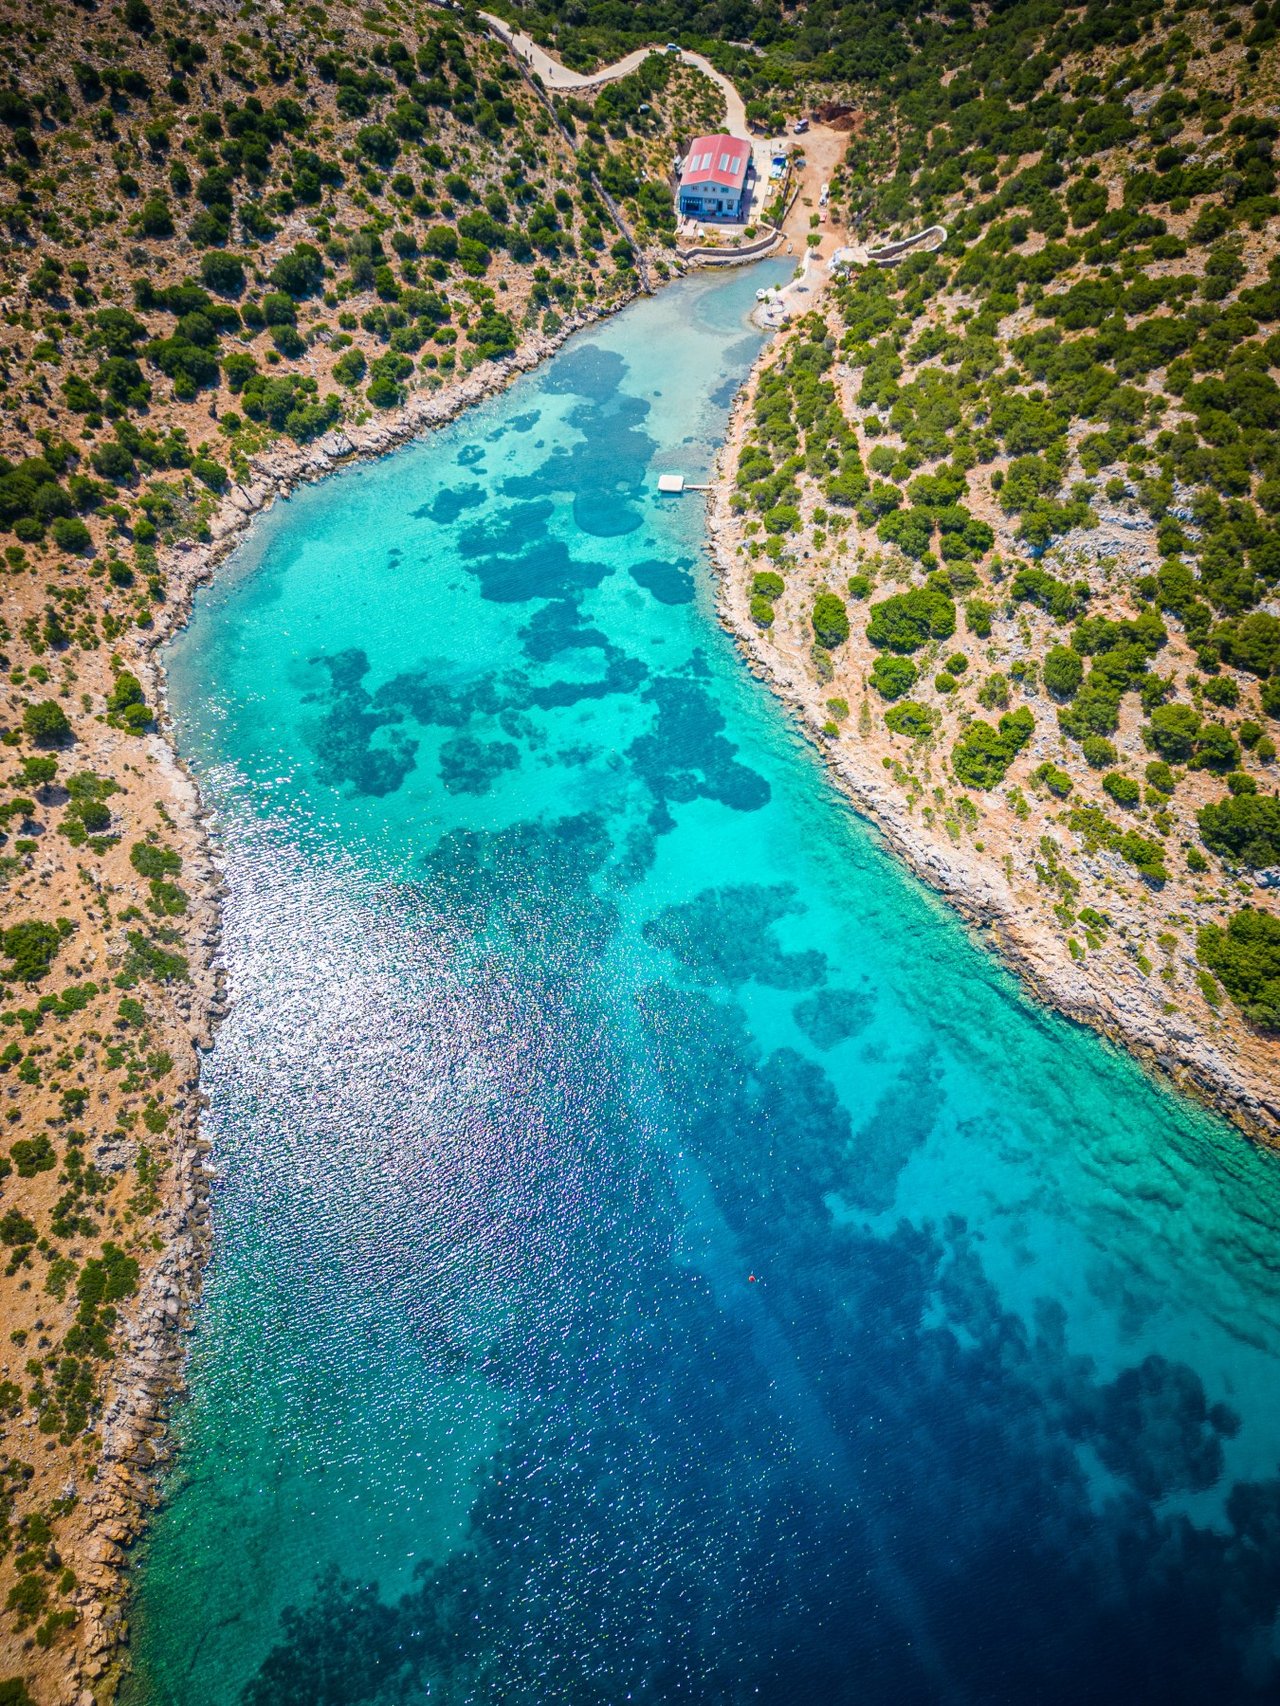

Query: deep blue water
[133,264,1280,1705]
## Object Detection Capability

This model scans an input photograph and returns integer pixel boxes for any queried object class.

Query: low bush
[812,592,850,649]
[1043,644,1083,701]
[1197,791,1280,868]
[952,707,1034,789]
[1,919,69,982]
[1197,907,1280,1029]
[870,654,918,701]
[1103,771,1141,808]
[22,701,71,746]
[885,700,939,740]
[1032,761,1073,798]
[867,583,956,653]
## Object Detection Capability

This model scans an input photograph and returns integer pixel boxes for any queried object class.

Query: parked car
[794,117,809,133]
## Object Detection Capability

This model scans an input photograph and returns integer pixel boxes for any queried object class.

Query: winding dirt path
[478,13,749,134]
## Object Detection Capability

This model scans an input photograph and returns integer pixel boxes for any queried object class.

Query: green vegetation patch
[952,708,1034,790]
[1197,908,1280,1030]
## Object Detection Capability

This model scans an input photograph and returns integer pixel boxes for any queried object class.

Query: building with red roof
[677,133,754,222]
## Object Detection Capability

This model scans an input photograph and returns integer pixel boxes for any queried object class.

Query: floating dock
[657,474,710,494]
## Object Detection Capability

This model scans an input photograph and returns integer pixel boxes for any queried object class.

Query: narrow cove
[130,264,1280,1704]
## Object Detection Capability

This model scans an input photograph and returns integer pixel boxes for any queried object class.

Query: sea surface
[132,264,1280,1705]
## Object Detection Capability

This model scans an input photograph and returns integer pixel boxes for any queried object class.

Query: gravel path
[478,14,749,134]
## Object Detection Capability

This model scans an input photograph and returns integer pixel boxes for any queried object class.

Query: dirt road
[477,14,749,134]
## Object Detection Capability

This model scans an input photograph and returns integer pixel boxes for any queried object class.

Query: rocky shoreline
[82,262,1277,1698]
[151,311,620,648]
[78,150,844,1696]
[706,369,1280,1149]
[73,302,629,1702]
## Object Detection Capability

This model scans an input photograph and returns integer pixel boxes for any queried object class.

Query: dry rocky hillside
[0,0,729,1697]
[714,0,1280,1139]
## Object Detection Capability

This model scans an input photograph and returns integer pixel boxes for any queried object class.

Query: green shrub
[74,801,111,834]
[1068,806,1167,882]
[752,572,785,600]
[870,654,918,701]
[262,291,296,327]
[1,920,66,982]
[18,756,56,792]
[1103,771,1141,808]
[1032,761,1073,798]
[1213,612,1280,677]
[1081,735,1117,769]
[0,1210,36,1249]
[1197,908,1280,1029]
[952,707,1034,789]
[148,879,188,917]
[884,701,939,740]
[129,841,181,879]
[1203,675,1239,709]
[107,672,152,732]
[977,673,1009,710]
[749,594,775,629]
[223,352,258,394]
[1009,565,1088,621]
[1197,791,1280,868]
[867,584,956,652]
[1043,644,1083,700]
[22,701,71,745]
[199,251,245,296]
[10,1133,54,1178]
[191,457,227,492]
[5,1576,45,1631]
[333,347,367,387]
[367,351,413,409]
[1191,721,1240,773]
[119,930,188,985]
[812,593,849,649]
[138,193,173,237]
[269,242,325,299]
[271,325,306,359]
[965,597,995,637]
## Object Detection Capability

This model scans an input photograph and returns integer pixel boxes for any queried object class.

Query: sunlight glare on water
[131,264,1280,1706]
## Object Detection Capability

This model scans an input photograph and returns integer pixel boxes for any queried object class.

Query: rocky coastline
[67,302,628,1703]
[80,140,845,1694]
[75,276,1279,1702]
[706,368,1280,1148]
[85,233,1280,1703]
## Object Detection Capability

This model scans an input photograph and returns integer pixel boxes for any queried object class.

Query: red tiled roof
[680,133,750,191]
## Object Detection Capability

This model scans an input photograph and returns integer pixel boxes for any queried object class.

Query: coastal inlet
[130,264,1280,1705]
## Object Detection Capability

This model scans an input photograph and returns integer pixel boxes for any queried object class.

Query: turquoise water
[134,265,1280,1704]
